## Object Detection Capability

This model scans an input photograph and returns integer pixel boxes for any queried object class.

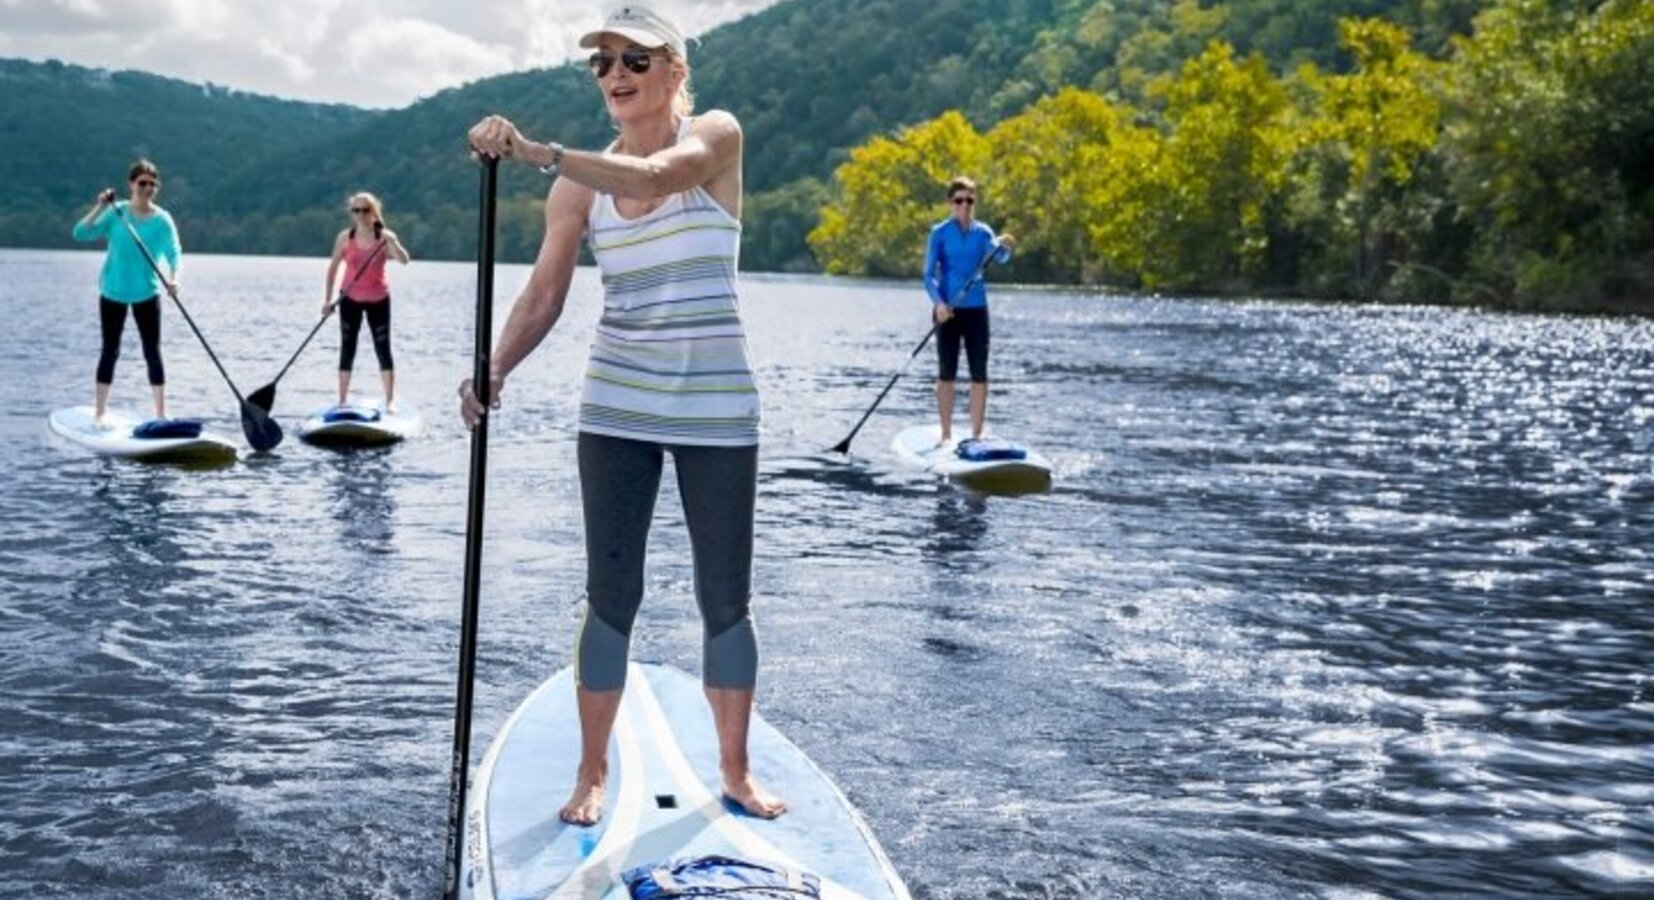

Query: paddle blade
[247,383,276,414]
[830,437,852,455]
[241,401,285,452]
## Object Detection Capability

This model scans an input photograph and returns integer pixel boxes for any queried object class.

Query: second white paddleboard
[892,423,1052,494]
[297,401,422,447]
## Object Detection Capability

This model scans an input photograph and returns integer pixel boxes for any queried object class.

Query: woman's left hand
[469,115,530,161]
[458,372,505,430]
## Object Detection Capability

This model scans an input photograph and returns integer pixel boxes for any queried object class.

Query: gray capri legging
[575,431,759,692]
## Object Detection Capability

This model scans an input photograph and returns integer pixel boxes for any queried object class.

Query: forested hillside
[1,0,1484,266]
[0,59,375,250]
[4,0,1647,309]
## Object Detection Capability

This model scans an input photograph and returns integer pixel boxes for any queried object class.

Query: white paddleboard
[296,401,422,447]
[461,663,911,900]
[892,423,1052,494]
[48,406,237,464]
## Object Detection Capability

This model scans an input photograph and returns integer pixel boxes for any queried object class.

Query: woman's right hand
[933,302,954,325]
[96,188,116,207]
[458,372,505,430]
[468,115,530,161]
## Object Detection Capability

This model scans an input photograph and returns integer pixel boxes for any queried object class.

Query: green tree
[1289,18,1445,296]
[1132,40,1295,289]
[810,112,990,277]
[743,177,831,273]
[984,87,1150,282]
[1443,0,1654,306]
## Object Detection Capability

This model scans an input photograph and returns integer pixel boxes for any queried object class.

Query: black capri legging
[97,296,164,386]
[937,305,990,383]
[575,432,759,691]
[338,296,394,372]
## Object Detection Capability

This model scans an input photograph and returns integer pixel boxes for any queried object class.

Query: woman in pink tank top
[322,191,411,409]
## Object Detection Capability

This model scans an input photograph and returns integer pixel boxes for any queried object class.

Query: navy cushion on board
[623,855,821,899]
[955,437,1027,461]
[322,406,382,424]
[132,418,204,440]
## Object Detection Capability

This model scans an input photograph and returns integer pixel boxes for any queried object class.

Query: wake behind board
[48,406,237,464]
[892,423,1052,494]
[296,401,422,447]
[462,663,911,900]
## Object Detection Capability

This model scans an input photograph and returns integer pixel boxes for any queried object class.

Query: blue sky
[0,0,780,108]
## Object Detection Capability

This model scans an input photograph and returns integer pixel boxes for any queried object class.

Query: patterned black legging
[96,297,164,385]
[337,296,394,372]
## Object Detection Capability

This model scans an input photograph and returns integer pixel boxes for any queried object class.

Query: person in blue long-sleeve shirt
[71,159,181,426]
[923,176,1014,445]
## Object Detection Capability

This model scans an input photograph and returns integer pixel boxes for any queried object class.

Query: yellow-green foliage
[813,1,1654,308]
[808,112,989,277]
[983,88,1151,281]
[1134,41,1294,288]
[1286,18,1445,293]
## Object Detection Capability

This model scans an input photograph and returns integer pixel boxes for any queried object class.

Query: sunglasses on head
[135,179,159,188]
[951,195,975,206]
[588,46,660,79]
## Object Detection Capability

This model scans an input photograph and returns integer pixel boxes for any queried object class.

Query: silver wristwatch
[539,142,566,177]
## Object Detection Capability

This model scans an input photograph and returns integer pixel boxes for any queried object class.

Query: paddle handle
[443,154,497,900]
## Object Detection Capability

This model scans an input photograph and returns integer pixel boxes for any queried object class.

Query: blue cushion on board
[955,437,1027,461]
[623,855,821,899]
[322,406,382,424]
[132,418,204,440]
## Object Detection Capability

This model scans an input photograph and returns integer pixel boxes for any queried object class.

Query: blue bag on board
[955,437,1027,461]
[133,418,204,440]
[622,855,821,898]
[322,405,382,424]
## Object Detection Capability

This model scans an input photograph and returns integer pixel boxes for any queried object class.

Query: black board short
[937,306,989,383]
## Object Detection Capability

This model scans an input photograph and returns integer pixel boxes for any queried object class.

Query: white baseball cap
[578,4,688,60]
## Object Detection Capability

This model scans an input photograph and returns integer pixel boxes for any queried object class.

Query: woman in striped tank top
[463,3,782,827]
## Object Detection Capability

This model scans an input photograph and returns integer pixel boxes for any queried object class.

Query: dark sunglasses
[951,195,975,206]
[588,46,659,79]
[135,179,159,188]
[350,207,372,214]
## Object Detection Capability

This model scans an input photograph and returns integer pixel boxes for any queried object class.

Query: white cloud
[339,16,516,102]
[0,0,782,107]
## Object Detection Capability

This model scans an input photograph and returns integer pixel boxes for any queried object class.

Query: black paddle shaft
[830,246,1001,454]
[110,205,284,451]
[249,238,390,411]
[112,206,247,403]
[443,154,497,900]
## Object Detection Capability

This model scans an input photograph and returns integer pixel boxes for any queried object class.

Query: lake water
[1,248,1651,898]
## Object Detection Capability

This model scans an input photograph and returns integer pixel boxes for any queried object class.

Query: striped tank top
[581,118,759,447]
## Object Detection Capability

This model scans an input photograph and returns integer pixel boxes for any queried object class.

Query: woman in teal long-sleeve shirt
[72,159,181,425]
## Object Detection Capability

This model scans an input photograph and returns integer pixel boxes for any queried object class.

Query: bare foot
[559,767,606,826]
[92,413,113,430]
[723,773,787,819]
